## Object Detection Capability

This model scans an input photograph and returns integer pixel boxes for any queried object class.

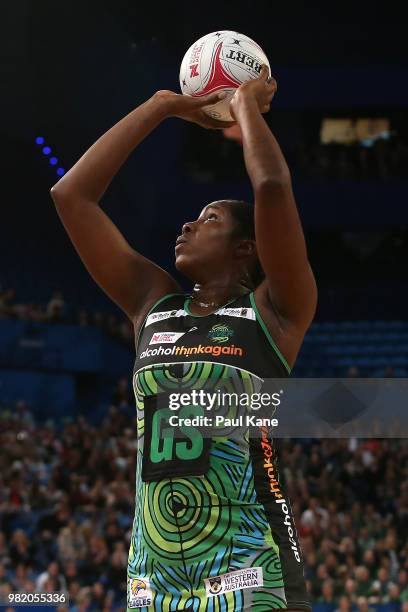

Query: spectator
[10,563,30,592]
[318,578,336,605]
[36,561,66,593]
[9,530,33,567]
[300,497,329,530]
[354,566,371,597]
[0,533,11,567]
[0,288,16,318]
[362,549,377,580]
[46,290,65,322]
[88,582,107,610]
[112,377,132,413]
[335,595,352,612]
[58,520,87,564]
[356,596,374,611]
[15,400,34,430]
[0,563,8,586]
[77,308,90,327]
[1,288,136,350]
[369,567,391,603]
[399,569,408,602]
[295,132,408,180]
[344,577,357,603]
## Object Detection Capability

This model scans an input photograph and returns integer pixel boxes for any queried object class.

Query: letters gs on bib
[179,31,271,122]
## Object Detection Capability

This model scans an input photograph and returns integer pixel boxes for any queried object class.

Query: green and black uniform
[127,292,311,611]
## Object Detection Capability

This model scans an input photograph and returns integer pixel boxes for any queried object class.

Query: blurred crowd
[0,399,134,611]
[0,286,134,347]
[186,123,408,184]
[283,437,408,612]
[296,135,408,181]
[0,391,407,612]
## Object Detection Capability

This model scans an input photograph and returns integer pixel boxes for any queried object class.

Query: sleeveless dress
[126,292,311,612]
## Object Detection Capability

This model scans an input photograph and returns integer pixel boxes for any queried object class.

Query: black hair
[221,199,265,289]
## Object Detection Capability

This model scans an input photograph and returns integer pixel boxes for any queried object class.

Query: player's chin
[175,253,190,269]
[175,255,196,281]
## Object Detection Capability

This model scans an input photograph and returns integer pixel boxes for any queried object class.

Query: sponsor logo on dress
[204,567,263,597]
[140,344,244,359]
[214,306,256,321]
[127,577,153,608]
[260,425,301,563]
[149,332,185,345]
[208,323,234,343]
[145,309,189,327]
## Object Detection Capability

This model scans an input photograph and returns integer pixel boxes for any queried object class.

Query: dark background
[1,0,408,319]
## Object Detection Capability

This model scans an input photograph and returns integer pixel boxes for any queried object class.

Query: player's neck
[190,282,249,310]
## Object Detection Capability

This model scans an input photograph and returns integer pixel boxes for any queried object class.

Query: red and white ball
[179,31,270,122]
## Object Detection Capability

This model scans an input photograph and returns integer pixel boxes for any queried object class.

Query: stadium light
[34,136,66,178]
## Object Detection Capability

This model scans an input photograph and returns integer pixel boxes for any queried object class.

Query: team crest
[208,323,234,343]
[127,577,153,608]
[131,579,146,595]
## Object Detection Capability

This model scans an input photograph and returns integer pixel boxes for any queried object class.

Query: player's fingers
[194,91,227,107]
[266,76,277,91]
[261,91,274,107]
[204,118,236,129]
[259,64,269,80]
[195,110,236,129]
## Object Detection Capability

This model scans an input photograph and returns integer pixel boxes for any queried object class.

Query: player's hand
[153,90,236,130]
[229,65,277,120]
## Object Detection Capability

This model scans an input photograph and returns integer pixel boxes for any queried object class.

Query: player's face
[175,201,236,281]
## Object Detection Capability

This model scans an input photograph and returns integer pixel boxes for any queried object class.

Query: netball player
[51,66,317,611]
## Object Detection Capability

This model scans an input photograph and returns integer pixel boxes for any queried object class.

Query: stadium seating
[295,321,408,377]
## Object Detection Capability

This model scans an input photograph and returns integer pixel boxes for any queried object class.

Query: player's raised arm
[230,67,317,331]
[50,90,227,321]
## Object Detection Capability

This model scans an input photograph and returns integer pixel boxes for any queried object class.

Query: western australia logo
[208,577,222,594]
[204,567,263,597]
[208,323,234,343]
